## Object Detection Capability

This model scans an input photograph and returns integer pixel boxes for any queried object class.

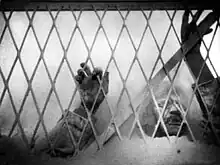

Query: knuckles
[74,63,109,112]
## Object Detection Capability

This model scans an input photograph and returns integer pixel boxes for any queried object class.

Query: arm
[181,10,219,83]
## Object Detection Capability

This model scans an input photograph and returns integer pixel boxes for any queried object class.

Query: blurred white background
[0,10,219,139]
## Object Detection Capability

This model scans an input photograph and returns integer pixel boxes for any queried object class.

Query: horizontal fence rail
[0,1,220,11]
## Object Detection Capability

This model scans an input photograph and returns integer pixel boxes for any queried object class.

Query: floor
[0,133,220,165]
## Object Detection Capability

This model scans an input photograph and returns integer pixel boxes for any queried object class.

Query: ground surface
[0,133,220,165]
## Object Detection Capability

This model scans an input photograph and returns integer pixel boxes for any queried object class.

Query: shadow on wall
[0,10,219,141]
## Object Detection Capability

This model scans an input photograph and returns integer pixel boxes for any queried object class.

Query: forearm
[184,11,219,84]
[185,50,214,84]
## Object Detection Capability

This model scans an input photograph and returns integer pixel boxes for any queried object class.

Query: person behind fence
[139,9,220,144]
[35,63,109,157]
[181,9,220,144]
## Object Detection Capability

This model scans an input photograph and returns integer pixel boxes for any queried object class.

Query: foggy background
[0,10,219,142]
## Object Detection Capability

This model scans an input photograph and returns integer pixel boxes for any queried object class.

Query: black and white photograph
[0,0,220,164]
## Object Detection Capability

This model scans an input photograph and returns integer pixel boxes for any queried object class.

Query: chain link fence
[0,1,220,157]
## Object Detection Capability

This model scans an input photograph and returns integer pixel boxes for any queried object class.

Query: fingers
[92,67,103,80]
[75,63,93,84]
[75,63,90,84]
[192,9,203,24]
[103,72,109,94]
[103,71,109,81]
[93,70,109,91]
[75,69,86,84]
[181,10,190,42]
[204,28,213,35]
[76,63,106,81]
[91,69,109,95]
[75,63,109,97]
[75,75,83,84]
[181,9,205,43]
[77,69,86,80]
[80,62,92,76]
[182,9,189,25]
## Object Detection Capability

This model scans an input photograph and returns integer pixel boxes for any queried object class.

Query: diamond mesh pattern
[0,4,219,156]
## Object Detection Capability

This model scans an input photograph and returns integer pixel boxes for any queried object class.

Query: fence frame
[0,0,219,156]
[0,0,219,11]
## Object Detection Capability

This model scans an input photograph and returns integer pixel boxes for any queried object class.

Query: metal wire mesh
[0,3,219,157]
